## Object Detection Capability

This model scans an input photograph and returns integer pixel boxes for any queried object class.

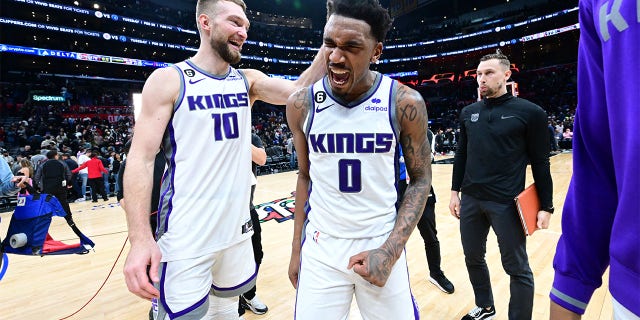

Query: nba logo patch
[17,197,26,206]
[471,113,480,122]
[313,231,320,243]
[241,219,254,234]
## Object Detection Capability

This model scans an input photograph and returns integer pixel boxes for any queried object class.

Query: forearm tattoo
[384,85,431,262]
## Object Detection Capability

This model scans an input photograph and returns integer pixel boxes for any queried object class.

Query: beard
[482,82,501,98]
[210,36,241,64]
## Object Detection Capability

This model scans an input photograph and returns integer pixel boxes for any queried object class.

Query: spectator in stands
[1,149,13,168]
[548,121,559,152]
[96,150,111,197]
[61,153,80,201]
[285,134,296,169]
[72,149,108,203]
[35,150,74,222]
[75,148,90,202]
[435,129,445,154]
[0,157,29,196]
[30,150,47,174]
[20,144,33,157]
[111,152,121,197]
[17,158,34,183]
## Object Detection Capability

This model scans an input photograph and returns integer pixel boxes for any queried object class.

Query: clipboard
[514,183,540,236]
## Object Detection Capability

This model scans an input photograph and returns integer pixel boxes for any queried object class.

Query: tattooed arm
[286,86,313,288]
[348,83,431,287]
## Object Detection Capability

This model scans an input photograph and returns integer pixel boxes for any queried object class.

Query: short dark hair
[46,150,58,159]
[326,0,393,43]
[480,49,510,70]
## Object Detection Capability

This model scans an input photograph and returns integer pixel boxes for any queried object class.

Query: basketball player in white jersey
[287,1,432,319]
[122,1,323,319]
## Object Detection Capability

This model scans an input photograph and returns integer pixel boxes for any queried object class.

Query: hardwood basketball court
[0,153,612,319]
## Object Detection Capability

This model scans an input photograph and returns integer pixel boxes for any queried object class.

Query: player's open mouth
[229,39,243,51]
[330,69,350,86]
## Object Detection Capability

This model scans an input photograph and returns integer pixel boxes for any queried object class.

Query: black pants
[460,194,533,320]
[88,177,107,201]
[397,180,443,276]
[46,187,74,224]
[239,207,263,315]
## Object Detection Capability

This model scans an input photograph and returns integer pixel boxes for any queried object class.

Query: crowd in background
[0,63,577,201]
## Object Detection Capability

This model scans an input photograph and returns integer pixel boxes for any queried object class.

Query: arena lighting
[73,1,79,5]
[0,17,199,52]
[0,21,580,71]
[132,93,142,121]
[7,0,577,51]
[93,3,99,9]
[0,15,580,65]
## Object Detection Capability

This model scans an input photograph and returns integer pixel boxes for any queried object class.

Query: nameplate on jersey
[187,93,249,111]
[309,133,393,154]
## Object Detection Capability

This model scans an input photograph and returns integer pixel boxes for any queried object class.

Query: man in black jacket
[449,50,553,320]
[35,150,74,223]
[61,153,80,201]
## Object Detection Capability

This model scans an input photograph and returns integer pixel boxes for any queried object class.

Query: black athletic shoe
[461,306,496,320]
[429,273,455,294]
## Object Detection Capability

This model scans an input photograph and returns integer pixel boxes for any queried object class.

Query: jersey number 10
[211,112,239,141]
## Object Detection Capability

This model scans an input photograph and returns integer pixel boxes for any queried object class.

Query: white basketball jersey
[304,73,400,239]
[156,60,252,261]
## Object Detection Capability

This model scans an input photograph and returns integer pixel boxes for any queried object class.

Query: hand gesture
[347,248,395,287]
[11,175,29,189]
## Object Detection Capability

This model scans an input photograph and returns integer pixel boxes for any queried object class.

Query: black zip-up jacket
[452,93,553,209]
